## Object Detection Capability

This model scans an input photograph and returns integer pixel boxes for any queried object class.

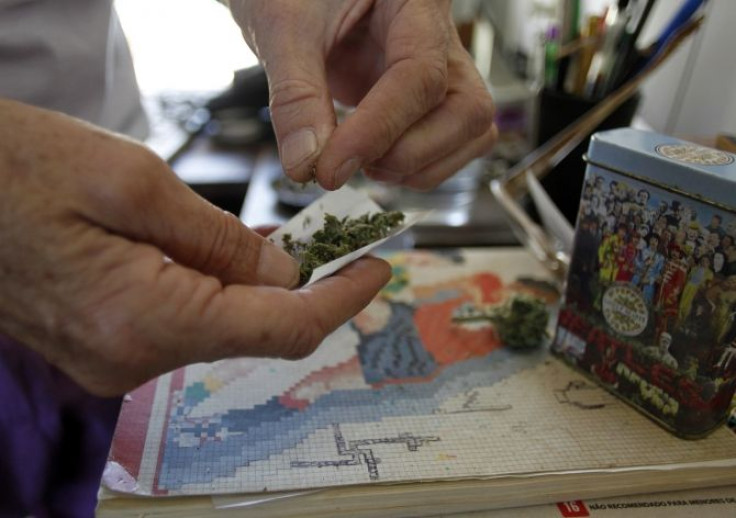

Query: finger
[258,26,337,182]
[201,256,392,361]
[77,146,299,288]
[365,55,495,180]
[363,168,404,184]
[398,124,498,191]
[316,4,451,189]
[55,240,389,396]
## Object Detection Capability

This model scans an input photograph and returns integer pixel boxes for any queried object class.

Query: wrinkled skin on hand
[0,99,390,396]
[230,0,497,190]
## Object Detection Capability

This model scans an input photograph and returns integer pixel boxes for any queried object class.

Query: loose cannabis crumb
[282,211,405,284]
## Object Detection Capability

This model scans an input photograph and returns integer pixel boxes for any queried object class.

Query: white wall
[724,89,736,135]
[637,0,736,136]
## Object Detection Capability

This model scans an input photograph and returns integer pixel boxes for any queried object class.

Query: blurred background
[114,0,736,246]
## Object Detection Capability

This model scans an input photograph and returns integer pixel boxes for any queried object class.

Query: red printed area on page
[557,500,590,517]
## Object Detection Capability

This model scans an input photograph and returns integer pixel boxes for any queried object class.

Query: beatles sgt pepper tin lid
[552,128,736,438]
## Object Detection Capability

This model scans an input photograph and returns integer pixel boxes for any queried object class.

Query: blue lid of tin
[586,128,736,210]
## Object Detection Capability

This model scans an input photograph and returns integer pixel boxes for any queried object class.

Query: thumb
[267,58,336,182]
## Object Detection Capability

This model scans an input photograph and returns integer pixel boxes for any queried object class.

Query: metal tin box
[552,128,736,438]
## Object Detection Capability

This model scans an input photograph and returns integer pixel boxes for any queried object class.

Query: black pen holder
[535,88,641,223]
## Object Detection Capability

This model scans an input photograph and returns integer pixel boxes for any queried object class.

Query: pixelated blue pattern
[357,303,438,383]
[157,346,546,490]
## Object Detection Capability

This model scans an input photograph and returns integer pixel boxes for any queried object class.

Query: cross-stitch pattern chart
[105,249,736,497]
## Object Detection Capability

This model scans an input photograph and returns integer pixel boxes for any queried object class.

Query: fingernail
[334,158,362,187]
[280,128,318,170]
[257,241,300,288]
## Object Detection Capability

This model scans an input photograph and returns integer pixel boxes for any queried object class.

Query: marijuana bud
[489,295,550,349]
[282,211,405,284]
[452,294,550,349]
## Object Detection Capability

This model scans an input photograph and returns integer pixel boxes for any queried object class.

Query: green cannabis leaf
[282,211,405,284]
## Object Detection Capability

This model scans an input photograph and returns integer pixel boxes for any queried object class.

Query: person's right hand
[0,99,390,396]
[229,0,496,191]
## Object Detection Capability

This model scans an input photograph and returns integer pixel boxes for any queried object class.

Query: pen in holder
[536,88,641,224]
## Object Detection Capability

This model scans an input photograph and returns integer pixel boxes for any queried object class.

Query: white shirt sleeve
[0,0,148,140]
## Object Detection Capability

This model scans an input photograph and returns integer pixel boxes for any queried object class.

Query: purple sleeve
[0,335,122,517]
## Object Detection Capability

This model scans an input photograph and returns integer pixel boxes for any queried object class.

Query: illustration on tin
[553,166,736,436]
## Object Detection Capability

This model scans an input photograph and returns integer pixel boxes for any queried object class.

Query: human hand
[230,0,496,190]
[0,99,391,396]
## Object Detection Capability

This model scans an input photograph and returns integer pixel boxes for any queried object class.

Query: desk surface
[168,134,264,215]
[239,148,519,248]
[99,247,736,517]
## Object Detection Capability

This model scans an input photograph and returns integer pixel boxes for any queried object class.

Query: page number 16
[556,500,590,517]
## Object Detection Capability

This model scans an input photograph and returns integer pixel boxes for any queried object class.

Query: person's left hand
[229,0,497,190]
[0,98,391,396]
